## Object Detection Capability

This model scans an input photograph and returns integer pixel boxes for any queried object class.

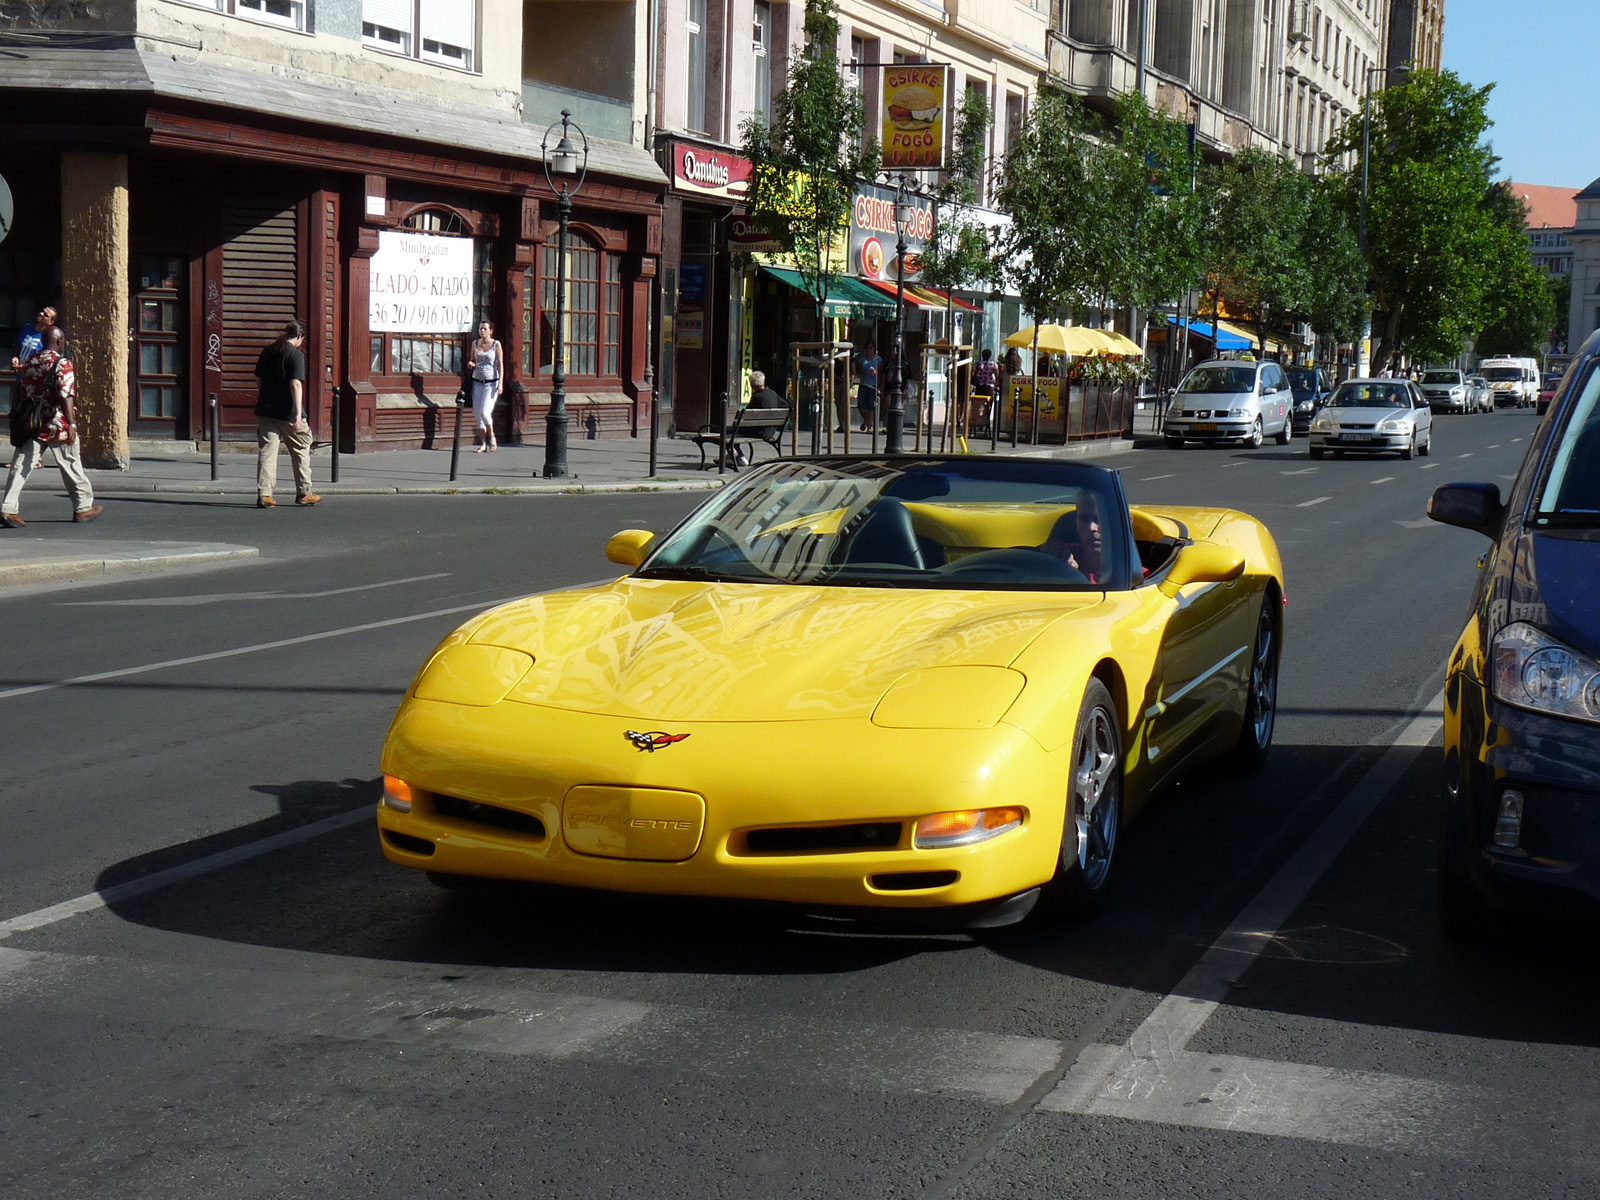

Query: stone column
[61,152,131,469]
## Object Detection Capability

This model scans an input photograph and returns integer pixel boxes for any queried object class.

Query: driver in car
[1041,491,1106,582]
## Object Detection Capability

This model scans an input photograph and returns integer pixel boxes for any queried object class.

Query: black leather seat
[844,499,924,569]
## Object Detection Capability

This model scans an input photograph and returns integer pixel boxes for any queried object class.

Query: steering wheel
[936,547,1088,585]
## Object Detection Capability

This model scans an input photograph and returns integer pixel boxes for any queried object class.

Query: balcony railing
[521,80,634,144]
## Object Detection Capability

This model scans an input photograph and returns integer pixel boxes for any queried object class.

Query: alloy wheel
[1068,704,1120,891]
[1247,417,1264,448]
[1247,604,1278,751]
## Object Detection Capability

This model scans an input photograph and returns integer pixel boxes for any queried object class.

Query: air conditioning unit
[1288,0,1311,44]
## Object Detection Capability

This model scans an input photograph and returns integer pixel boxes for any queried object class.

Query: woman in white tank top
[469,321,504,452]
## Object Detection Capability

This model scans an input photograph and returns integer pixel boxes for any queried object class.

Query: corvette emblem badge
[626,730,691,752]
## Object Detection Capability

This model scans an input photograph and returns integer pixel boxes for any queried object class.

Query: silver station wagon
[1164,360,1293,448]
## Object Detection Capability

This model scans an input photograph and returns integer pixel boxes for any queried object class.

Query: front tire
[1230,598,1280,767]
[1401,433,1415,460]
[1246,417,1264,449]
[1044,678,1122,918]
[1165,434,1185,449]
[1310,446,1324,460]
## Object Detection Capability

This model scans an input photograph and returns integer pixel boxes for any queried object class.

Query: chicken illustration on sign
[882,65,947,170]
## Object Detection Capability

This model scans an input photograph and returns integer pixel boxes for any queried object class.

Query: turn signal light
[1492,789,1524,849]
[382,775,414,813]
[914,807,1025,849]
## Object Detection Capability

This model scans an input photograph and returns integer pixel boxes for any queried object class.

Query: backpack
[8,392,51,448]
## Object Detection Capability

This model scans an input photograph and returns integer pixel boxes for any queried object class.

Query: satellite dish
[0,174,13,247]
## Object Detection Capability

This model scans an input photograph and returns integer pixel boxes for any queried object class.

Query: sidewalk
[71,406,1161,498]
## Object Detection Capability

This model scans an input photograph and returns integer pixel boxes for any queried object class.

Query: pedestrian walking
[468,321,503,452]
[855,342,881,432]
[253,319,320,508]
[2,325,101,527]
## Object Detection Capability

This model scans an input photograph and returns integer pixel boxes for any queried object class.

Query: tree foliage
[1324,68,1503,371]
[1200,148,1314,352]
[1474,183,1558,359]
[740,0,878,328]
[1296,177,1369,350]
[919,89,995,298]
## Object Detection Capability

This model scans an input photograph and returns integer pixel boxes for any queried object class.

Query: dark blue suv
[1428,327,1600,936]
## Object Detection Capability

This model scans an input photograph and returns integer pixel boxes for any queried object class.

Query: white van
[1477,357,1539,409]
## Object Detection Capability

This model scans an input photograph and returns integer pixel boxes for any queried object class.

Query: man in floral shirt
[2,326,101,527]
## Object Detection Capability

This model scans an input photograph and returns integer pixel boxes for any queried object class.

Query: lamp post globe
[539,110,589,479]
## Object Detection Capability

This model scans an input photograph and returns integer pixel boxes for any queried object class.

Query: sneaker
[295,492,322,506]
[72,505,104,523]
[257,496,276,509]
[0,512,23,528]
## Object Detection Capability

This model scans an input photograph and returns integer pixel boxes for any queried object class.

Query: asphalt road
[3,408,1596,1199]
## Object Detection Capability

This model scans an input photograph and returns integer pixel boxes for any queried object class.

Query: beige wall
[138,0,526,111]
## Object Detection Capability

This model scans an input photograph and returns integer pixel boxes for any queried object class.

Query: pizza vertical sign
[881,65,947,171]
[370,231,475,332]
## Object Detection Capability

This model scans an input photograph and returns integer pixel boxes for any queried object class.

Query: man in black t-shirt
[253,320,320,508]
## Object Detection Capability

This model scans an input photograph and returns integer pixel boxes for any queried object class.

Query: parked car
[1163,359,1294,448]
[1427,327,1600,936]
[1537,370,1564,416]
[1307,378,1433,459]
[1479,356,1539,408]
[377,456,1286,927]
[1285,366,1333,433]
[1467,374,1493,412]
[1419,368,1473,413]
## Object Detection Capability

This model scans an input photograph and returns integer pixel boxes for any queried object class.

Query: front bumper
[1308,429,1412,452]
[1425,394,1467,411]
[378,697,1070,912]
[1443,674,1600,918]
[1164,416,1254,442]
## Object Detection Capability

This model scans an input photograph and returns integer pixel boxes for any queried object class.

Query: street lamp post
[885,173,913,455]
[539,110,589,479]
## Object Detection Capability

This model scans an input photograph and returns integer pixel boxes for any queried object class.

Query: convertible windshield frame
[634,456,1139,593]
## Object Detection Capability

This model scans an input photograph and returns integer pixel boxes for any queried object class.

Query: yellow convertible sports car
[379,457,1285,926]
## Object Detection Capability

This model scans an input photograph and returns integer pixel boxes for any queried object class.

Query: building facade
[1505,183,1578,280]
[0,0,666,464]
[1568,176,1600,359]
[1385,0,1442,75]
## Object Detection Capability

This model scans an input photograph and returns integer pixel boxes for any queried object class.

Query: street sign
[0,173,13,247]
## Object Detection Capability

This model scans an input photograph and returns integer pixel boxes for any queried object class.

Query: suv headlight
[1492,622,1600,725]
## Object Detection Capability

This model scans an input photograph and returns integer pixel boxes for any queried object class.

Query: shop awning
[1167,317,1251,352]
[860,279,983,312]
[760,267,896,319]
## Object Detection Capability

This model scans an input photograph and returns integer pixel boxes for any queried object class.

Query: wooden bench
[692,405,790,470]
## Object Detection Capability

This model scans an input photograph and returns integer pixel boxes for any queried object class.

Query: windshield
[1326,383,1411,409]
[1179,365,1256,394]
[1421,371,1461,385]
[1482,367,1522,381]
[639,459,1131,591]
[1286,369,1320,393]
[1533,361,1600,523]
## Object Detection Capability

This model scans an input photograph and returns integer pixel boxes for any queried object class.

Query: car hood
[1519,532,1600,660]
[1322,406,1411,422]
[466,578,1107,722]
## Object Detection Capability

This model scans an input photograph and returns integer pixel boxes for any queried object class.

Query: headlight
[1378,418,1407,431]
[1491,622,1600,724]
[1296,400,1313,411]
[1450,386,1464,396]
[1311,416,1333,431]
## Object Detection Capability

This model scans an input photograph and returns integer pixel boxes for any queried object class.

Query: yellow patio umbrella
[1003,324,1110,357]
[1094,330,1144,356]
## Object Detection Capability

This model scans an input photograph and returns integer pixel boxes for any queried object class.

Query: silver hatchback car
[1164,360,1293,448]
[1308,378,1434,459]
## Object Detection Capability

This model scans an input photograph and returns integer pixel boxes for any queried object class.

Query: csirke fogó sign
[671,144,752,201]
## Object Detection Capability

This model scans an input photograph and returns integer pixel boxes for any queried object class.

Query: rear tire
[1275,418,1292,445]
[1229,598,1279,767]
[1043,678,1122,919]
[1420,430,1431,456]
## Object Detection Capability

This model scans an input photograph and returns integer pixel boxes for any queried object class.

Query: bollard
[449,388,465,482]
[208,392,219,481]
[331,387,341,482]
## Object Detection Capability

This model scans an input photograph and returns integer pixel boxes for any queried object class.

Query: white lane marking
[62,573,453,607]
[1421,463,1441,470]
[1141,474,1176,481]
[1498,474,1518,480]
[1512,437,1524,442]
[1048,693,1447,1147]
[1487,444,1501,449]
[1296,496,1331,507]
[0,808,373,938]
[1457,452,1474,458]
[1395,518,1435,529]
[1369,477,1394,485]
[1280,468,1317,476]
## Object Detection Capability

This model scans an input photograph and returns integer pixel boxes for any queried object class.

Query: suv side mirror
[1427,483,1504,540]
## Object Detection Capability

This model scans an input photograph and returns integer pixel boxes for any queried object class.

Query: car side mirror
[1427,483,1504,540]
[605,529,656,568]
[1159,540,1246,597]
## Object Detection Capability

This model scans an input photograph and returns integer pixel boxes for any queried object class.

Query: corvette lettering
[568,814,696,831]
[626,730,691,752]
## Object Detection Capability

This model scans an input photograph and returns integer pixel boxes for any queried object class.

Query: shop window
[522,237,623,381]
[179,0,307,33]
[753,2,772,129]
[687,0,709,133]
[362,0,476,71]
[371,209,490,380]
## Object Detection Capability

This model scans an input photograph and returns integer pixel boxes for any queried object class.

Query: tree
[1324,69,1502,372]
[1475,183,1558,359]
[740,0,878,336]
[1547,271,1571,351]
[1201,148,1313,355]
[919,88,995,304]
[1295,176,1369,354]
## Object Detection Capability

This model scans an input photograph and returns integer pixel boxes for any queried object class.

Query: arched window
[524,237,623,379]
[370,208,491,379]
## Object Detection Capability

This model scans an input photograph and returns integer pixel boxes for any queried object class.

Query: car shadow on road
[93,776,962,977]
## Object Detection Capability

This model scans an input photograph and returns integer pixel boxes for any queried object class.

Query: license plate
[1340,433,1376,442]
[1195,422,1218,433]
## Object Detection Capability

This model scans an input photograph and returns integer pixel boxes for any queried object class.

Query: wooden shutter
[219,202,298,430]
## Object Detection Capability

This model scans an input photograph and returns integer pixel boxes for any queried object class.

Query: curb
[83,478,730,497]
[0,545,260,588]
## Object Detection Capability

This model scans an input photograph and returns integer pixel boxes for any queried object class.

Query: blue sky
[1442,1,1599,189]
